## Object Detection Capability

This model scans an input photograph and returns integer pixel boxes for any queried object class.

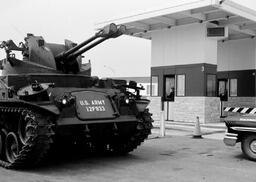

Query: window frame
[229,78,238,97]
[176,74,186,97]
[146,84,151,96]
[206,74,217,97]
[150,75,159,97]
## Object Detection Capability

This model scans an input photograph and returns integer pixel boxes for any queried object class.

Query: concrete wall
[151,23,217,67]
[217,38,256,71]
[223,97,256,108]
[147,96,220,124]
[146,96,161,121]
[172,97,220,123]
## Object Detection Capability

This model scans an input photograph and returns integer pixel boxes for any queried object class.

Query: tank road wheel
[0,129,7,159]
[0,132,4,158]
[5,132,20,163]
[0,134,2,157]
[18,113,36,145]
[0,109,55,169]
[241,134,256,161]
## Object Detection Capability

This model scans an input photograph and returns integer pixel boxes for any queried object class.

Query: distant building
[112,77,157,96]
[99,0,256,123]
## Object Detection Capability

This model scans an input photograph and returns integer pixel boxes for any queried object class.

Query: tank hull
[0,74,153,169]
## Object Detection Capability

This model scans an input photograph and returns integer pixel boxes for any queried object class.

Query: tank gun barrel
[56,35,98,59]
[55,23,126,60]
[67,36,108,60]
[67,24,126,59]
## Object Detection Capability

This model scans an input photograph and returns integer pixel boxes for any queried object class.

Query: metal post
[220,100,224,118]
[160,111,165,137]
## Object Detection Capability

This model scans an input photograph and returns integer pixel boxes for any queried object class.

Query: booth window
[176,74,185,96]
[230,78,237,96]
[150,76,158,96]
[207,74,216,96]
[146,85,150,96]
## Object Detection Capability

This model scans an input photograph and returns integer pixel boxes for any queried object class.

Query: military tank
[0,23,153,169]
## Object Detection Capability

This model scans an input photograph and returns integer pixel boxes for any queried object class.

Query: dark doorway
[164,75,175,101]
[218,79,228,101]
[218,79,228,118]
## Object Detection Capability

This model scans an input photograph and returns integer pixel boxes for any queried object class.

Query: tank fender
[0,100,60,116]
[38,104,60,115]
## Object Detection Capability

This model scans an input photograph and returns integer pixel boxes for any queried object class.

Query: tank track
[0,106,55,169]
[106,109,153,154]
[0,106,153,168]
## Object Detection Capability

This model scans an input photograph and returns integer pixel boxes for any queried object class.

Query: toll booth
[97,0,256,123]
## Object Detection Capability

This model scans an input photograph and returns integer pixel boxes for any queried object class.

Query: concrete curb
[153,120,226,129]
[152,121,226,135]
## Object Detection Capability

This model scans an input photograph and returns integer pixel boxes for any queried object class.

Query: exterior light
[62,98,67,105]
[125,98,129,104]
[56,94,75,108]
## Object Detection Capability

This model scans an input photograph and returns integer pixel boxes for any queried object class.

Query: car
[223,107,256,161]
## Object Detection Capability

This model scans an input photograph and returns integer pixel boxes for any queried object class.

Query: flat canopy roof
[96,0,256,40]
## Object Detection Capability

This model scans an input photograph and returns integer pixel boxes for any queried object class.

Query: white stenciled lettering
[80,100,90,106]
[91,100,106,105]
[84,100,90,105]
[85,106,106,112]
[80,101,84,106]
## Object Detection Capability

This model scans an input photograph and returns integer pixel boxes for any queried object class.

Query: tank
[0,23,153,169]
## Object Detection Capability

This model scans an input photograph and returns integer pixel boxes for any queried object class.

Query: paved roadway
[0,133,255,182]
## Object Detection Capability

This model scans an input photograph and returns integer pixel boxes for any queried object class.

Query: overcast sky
[0,0,255,77]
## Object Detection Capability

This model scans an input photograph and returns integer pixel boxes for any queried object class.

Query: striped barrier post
[224,107,256,114]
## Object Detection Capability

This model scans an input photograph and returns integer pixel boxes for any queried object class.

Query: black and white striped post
[224,107,256,114]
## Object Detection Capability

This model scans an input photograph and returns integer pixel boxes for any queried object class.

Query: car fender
[231,126,256,133]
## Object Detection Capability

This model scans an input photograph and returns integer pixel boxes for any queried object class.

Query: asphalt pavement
[0,135,254,182]
[0,121,255,182]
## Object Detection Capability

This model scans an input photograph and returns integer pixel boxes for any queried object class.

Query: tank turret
[0,23,126,75]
